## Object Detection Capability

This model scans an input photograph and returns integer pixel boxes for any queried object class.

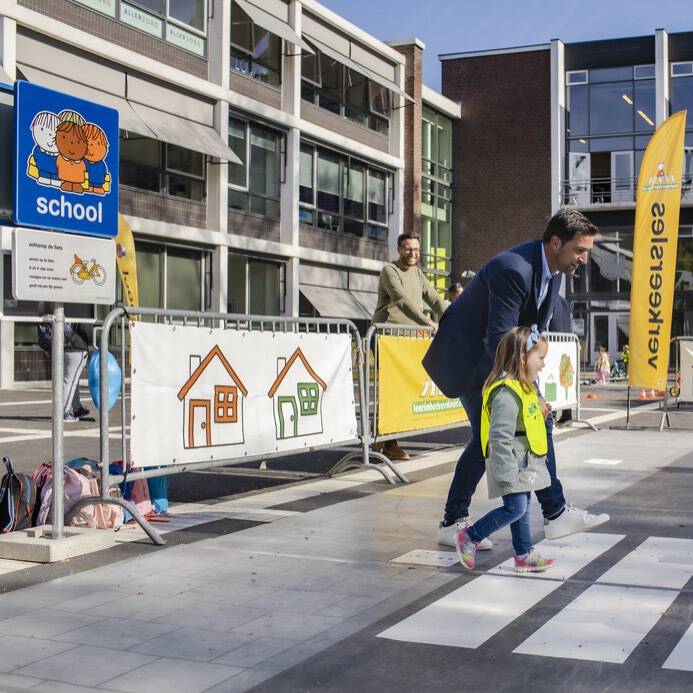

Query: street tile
[212,635,296,668]
[89,594,195,621]
[319,595,384,618]
[230,612,343,641]
[128,627,251,662]
[101,657,243,693]
[112,574,207,598]
[245,587,345,614]
[154,602,268,631]
[0,634,77,672]
[183,581,275,606]
[14,645,155,687]
[0,671,45,688]
[55,617,180,648]
[0,608,105,639]
[32,682,111,692]
[51,589,125,613]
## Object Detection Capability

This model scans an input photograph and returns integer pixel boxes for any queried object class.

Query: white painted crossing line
[377,532,623,648]
[515,537,693,664]
[663,625,693,671]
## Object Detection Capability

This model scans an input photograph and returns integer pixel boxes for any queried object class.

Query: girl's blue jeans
[466,491,532,556]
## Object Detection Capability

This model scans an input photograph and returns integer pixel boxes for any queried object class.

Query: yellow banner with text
[377,334,467,435]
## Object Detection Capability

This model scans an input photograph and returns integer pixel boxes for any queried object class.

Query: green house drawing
[268,348,327,440]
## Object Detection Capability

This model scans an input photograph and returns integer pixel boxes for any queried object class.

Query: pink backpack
[35,466,93,527]
[75,464,124,530]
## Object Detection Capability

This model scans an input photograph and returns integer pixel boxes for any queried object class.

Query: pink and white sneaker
[455,527,478,570]
[514,548,554,573]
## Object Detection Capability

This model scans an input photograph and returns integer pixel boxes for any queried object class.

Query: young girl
[455,325,555,573]
[595,346,610,384]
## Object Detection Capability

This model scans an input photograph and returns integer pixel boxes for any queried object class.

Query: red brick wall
[442,50,552,275]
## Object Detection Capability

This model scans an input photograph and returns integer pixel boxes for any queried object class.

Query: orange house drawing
[177,345,248,449]
[267,348,327,440]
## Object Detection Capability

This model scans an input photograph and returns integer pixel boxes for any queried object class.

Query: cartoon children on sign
[26,108,111,196]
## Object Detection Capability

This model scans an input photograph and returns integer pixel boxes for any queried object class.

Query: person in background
[595,345,611,385]
[549,295,574,425]
[37,316,93,422]
[447,282,464,303]
[372,232,449,460]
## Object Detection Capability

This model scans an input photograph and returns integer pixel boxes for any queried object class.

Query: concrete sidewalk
[1,427,693,692]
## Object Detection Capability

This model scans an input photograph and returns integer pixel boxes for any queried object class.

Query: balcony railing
[561,176,693,207]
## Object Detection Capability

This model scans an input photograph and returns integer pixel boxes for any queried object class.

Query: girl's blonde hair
[483,326,547,393]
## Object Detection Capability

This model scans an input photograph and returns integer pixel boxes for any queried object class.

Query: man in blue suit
[423,208,609,547]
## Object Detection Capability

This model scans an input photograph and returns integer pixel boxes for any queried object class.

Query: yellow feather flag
[628,110,687,390]
[115,213,139,310]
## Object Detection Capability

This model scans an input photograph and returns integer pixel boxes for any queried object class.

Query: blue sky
[317,0,692,91]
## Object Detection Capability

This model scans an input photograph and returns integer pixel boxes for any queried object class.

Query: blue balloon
[87,349,122,411]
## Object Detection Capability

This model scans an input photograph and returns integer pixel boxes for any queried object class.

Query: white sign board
[678,340,693,403]
[537,333,579,409]
[12,228,115,304]
[130,321,358,467]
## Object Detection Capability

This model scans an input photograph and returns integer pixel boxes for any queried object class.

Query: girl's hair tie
[526,324,541,351]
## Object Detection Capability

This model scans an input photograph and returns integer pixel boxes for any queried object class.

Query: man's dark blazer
[422,240,561,398]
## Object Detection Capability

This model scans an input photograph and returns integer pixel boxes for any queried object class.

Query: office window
[227,253,286,315]
[299,142,391,240]
[230,0,282,87]
[301,48,390,135]
[120,134,205,201]
[169,0,206,32]
[228,117,282,219]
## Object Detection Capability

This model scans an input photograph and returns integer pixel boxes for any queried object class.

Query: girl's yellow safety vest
[480,378,548,457]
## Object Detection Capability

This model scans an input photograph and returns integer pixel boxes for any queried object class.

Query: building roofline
[300,0,406,64]
[421,85,461,119]
[388,37,426,51]
[439,43,550,61]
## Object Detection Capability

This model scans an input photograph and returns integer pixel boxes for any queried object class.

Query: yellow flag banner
[377,335,467,436]
[116,213,139,309]
[628,110,687,390]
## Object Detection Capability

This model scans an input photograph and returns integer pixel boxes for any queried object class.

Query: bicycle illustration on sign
[70,254,107,286]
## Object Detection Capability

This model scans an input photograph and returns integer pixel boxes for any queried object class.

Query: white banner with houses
[677,339,693,403]
[537,333,579,410]
[129,321,358,466]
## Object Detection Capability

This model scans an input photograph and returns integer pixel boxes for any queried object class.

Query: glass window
[249,127,279,201]
[249,258,282,315]
[634,64,655,79]
[319,56,342,114]
[302,50,321,87]
[567,70,588,84]
[634,80,655,132]
[317,150,341,230]
[369,83,389,116]
[167,173,204,201]
[672,62,693,77]
[228,118,247,188]
[227,253,246,314]
[438,117,452,170]
[590,82,634,135]
[589,136,633,152]
[167,247,202,311]
[367,169,386,224]
[344,160,365,220]
[131,0,165,15]
[136,244,162,309]
[672,76,693,124]
[345,68,368,126]
[567,85,588,137]
[299,145,314,205]
[230,1,281,87]
[167,144,204,176]
[169,0,205,32]
[591,66,633,83]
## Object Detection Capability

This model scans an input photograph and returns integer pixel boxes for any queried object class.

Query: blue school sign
[13,80,119,237]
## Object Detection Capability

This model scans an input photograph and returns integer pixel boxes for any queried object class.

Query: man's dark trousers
[443,389,566,525]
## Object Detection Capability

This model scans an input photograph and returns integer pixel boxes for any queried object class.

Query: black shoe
[74,405,90,418]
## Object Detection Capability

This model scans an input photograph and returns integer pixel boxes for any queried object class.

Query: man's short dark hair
[397,232,420,247]
[542,208,598,244]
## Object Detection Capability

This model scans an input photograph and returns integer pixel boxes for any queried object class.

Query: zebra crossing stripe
[377,532,623,649]
[663,625,693,671]
[514,537,693,663]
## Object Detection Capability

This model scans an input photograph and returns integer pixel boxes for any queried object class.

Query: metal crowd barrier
[65,307,408,545]
[657,336,693,431]
[363,323,468,475]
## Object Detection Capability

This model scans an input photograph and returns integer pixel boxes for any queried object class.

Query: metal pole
[120,315,127,468]
[51,305,65,539]
[626,386,631,426]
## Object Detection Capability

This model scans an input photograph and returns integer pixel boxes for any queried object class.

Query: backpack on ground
[72,461,124,530]
[0,457,37,533]
[34,462,93,527]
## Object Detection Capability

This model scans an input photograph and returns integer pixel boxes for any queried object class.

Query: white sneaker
[438,519,492,551]
[543,505,610,540]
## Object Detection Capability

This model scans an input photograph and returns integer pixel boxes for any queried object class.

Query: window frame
[214,385,238,423]
[166,0,208,37]
[672,62,693,77]
[227,117,284,219]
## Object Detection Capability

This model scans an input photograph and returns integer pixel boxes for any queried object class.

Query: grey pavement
[0,403,693,691]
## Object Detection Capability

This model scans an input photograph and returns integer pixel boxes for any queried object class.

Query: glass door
[590,312,630,364]
[568,152,590,205]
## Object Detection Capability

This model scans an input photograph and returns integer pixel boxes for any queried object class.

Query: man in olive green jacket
[372,232,449,459]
